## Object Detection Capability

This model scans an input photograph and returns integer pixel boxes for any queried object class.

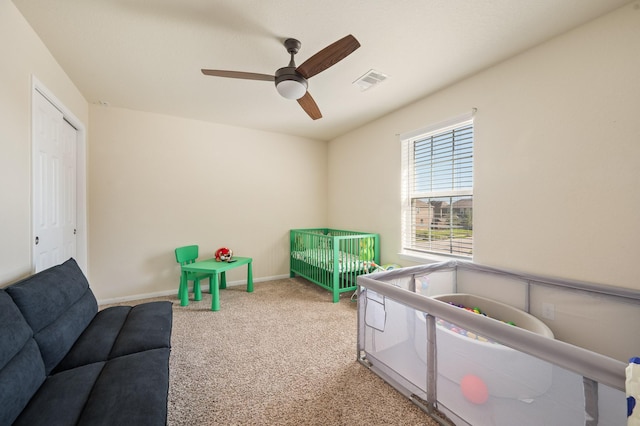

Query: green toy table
[179,256,253,311]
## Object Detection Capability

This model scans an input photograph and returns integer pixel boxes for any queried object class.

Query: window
[401,115,474,257]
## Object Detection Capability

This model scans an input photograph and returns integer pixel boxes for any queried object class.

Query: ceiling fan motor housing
[275,67,308,99]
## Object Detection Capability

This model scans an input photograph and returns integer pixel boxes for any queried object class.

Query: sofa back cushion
[6,258,98,374]
[0,290,47,425]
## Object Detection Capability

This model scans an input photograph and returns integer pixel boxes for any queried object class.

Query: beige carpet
[147,277,439,425]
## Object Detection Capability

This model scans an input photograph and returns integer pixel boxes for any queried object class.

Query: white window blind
[402,118,474,257]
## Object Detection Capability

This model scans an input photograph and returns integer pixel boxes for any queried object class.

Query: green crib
[290,228,380,303]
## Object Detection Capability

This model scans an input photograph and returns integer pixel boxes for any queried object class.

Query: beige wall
[328,3,640,289]
[89,106,327,301]
[0,1,88,284]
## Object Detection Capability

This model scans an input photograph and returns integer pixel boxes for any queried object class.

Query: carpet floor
[150,277,439,425]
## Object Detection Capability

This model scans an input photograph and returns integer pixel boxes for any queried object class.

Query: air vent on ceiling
[353,69,388,91]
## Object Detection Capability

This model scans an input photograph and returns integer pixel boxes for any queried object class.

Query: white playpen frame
[357,261,635,426]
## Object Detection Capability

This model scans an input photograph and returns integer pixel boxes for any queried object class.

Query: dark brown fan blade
[297,92,322,120]
[201,69,275,81]
[296,34,360,79]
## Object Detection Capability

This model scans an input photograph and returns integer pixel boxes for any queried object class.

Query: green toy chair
[175,245,213,302]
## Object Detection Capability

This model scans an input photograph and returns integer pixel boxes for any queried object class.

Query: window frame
[401,113,475,259]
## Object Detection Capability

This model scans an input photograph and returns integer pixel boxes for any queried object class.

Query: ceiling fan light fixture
[275,67,308,100]
[276,78,307,100]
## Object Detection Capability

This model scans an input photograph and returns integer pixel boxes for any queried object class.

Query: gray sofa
[0,258,173,425]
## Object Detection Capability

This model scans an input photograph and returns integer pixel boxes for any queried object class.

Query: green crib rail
[290,228,380,302]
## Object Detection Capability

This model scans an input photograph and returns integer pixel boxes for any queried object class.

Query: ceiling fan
[201,34,360,120]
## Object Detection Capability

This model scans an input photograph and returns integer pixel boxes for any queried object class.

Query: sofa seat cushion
[13,348,170,426]
[0,291,47,426]
[78,348,170,426]
[108,301,173,358]
[53,301,173,373]
[12,361,105,426]
[5,259,98,374]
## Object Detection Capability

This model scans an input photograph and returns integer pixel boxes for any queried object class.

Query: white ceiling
[13,0,629,141]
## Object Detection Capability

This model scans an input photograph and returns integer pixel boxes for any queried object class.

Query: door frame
[31,76,88,275]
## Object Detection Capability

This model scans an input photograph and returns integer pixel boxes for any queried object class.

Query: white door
[32,90,77,272]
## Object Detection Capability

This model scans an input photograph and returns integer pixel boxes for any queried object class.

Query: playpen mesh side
[290,228,380,302]
[357,262,629,426]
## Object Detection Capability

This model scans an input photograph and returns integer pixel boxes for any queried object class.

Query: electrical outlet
[542,302,555,320]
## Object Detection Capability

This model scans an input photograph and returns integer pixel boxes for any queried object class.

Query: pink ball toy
[461,374,489,404]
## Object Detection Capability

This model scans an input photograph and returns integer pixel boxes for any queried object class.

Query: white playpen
[357,261,639,425]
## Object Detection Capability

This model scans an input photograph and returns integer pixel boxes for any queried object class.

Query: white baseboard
[97,274,290,306]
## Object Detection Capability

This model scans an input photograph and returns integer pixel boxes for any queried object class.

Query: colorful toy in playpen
[627,357,640,424]
[461,374,489,405]
[437,302,518,344]
[214,247,233,262]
